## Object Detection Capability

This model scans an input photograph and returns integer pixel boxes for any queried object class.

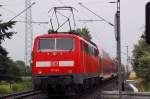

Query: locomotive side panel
[79,39,100,79]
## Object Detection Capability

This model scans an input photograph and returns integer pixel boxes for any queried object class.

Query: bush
[135,53,150,81]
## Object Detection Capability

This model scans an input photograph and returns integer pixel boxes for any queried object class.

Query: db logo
[51,61,59,66]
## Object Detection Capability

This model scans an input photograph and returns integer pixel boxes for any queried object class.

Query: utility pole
[125,45,129,72]
[25,0,33,66]
[116,0,123,99]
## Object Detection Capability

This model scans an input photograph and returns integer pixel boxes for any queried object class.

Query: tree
[132,34,150,82]
[75,27,92,41]
[16,60,26,76]
[135,53,150,81]
[0,20,17,81]
[6,60,22,82]
[0,21,16,44]
[15,60,31,76]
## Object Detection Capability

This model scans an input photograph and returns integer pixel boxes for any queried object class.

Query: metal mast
[116,0,123,99]
[125,45,129,72]
[25,0,33,66]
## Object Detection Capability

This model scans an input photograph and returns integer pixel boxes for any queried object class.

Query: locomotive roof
[35,33,97,48]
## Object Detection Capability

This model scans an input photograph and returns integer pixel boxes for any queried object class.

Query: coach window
[56,38,73,50]
[38,38,55,51]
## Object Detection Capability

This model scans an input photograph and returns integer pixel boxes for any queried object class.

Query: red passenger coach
[99,50,117,79]
[32,33,100,90]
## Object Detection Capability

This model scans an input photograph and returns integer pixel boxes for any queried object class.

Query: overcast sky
[0,0,149,65]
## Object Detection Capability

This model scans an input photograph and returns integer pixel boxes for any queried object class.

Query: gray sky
[0,0,148,65]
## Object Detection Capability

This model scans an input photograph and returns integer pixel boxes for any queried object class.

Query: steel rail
[101,91,150,96]
[0,90,41,99]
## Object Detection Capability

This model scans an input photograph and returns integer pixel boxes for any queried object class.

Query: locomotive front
[32,33,83,90]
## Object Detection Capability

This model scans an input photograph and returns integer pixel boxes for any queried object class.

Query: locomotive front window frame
[56,38,73,51]
[38,38,55,51]
[38,37,74,51]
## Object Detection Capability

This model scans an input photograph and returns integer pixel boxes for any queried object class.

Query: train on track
[32,32,117,93]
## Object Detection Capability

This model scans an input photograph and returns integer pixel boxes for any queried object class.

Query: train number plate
[51,61,59,66]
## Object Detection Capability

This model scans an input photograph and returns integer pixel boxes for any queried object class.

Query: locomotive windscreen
[38,38,73,51]
[38,38,55,50]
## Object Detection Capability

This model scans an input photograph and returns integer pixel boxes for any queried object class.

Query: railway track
[76,76,118,99]
[100,91,150,99]
[0,90,47,99]
[47,76,118,99]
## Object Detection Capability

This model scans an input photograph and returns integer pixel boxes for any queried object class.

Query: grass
[0,84,12,94]
[136,80,150,92]
[0,76,32,95]
[128,72,150,92]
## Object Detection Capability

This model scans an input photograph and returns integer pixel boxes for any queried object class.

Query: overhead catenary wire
[78,19,103,22]
[72,0,98,22]
[78,2,114,27]
[16,20,48,24]
[0,5,26,20]
[9,2,36,22]
[0,4,49,25]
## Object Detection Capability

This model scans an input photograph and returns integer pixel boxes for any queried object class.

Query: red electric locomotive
[32,32,117,91]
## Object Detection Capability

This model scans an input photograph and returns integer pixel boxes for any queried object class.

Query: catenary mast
[25,0,33,66]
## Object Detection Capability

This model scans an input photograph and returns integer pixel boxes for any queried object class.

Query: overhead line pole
[125,45,129,72]
[116,0,123,99]
[25,0,33,66]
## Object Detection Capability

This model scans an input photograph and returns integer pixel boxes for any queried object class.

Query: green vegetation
[0,20,19,81]
[136,80,150,92]
[132,35,150,82]
[132,33,150,92]
[128,72,150,92]
[0,12,32,95]
[75,27,92,41]
[0,77,32,95]
[134,78,150,92]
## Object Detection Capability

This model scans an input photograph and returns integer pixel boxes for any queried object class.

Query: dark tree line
[0,20,19,81]
[0,20,31,82]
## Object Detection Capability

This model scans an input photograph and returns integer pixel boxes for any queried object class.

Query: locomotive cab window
[38,38,73,51]
[38,38,55,51]
[56,38,73,50]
